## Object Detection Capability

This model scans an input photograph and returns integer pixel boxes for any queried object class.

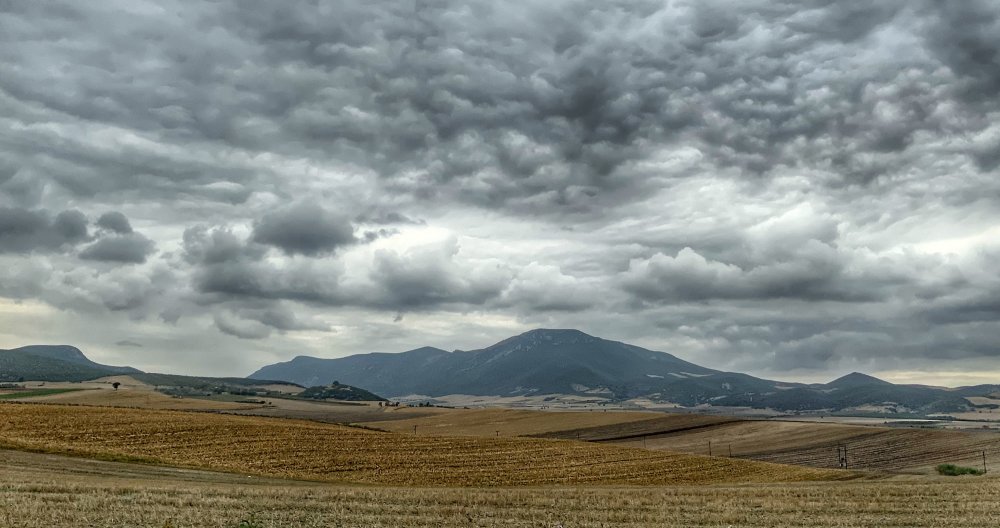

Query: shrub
[936,464,984,476]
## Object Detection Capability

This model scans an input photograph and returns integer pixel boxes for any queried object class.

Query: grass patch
[0,389,83,400]
[936,464,985,476]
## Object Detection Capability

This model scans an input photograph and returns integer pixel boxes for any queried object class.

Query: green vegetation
[0,352,118,382]
[0,388,84,399]
[299,381,386,401]
[132,373,300,389]
[936,464,985,476]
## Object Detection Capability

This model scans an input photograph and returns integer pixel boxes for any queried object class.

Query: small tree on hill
[112,382,121,391]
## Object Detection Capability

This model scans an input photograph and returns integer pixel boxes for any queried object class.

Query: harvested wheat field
[0,403,844,486]
[364,407,660,436]
[0,449,996,528]
[610,419,1000,473]
[17,386,259,411]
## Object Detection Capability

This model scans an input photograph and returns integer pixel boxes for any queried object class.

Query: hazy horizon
[2,1,1000,387]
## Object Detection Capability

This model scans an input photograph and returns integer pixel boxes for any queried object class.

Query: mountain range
[4,331,997,416]
[251,329,1000,415]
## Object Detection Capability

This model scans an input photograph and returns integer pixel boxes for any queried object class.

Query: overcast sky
[1,1,999,385]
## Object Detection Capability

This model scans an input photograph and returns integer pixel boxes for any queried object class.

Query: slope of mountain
[250,329,998,415]
[253,329,728,399]
[0,345,141,382]
[298,382,386,401]
[11,345,141,374]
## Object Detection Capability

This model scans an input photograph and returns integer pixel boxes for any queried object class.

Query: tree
[112,382,121,391]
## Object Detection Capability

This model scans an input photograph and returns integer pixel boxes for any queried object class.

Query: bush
[936,464,985,476]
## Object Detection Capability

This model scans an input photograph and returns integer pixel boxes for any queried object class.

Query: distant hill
[0,345,141,382]
[130,373,301,391]
[252,329,721,399]
[251,329,1000,415]
[299,382,386,402]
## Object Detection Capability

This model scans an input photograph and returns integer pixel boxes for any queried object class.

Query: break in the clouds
[1,0,999,384]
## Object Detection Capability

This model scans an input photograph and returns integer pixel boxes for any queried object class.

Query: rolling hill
[0,345,141,382]
[251,329,1000,415]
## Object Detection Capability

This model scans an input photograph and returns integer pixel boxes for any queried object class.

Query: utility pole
[708,440,712,456]
[729,444,732,457]
[413,425,417,435]
[984,451,988,474]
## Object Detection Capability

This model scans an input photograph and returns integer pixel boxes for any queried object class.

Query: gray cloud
[1,1,999,382]
[96,211,133,234]
[0,207,89,253]
[214,311,273,340]
[79,233,156,264]
[252,202,356,256]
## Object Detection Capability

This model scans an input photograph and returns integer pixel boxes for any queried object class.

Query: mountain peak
[517,328,595,339]
[826,371,891,388]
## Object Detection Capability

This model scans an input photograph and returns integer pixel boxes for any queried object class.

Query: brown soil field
[364,407,660,436]
[610,419,1000,473]
[0,449,997,527]
[0,403,843,486]
[537,413,739,441]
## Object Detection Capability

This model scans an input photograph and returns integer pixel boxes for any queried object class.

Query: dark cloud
[79,233,155,264]
[214,311,272,340]
[115,340,143,348]
[96,211,133,234]
[0,207,89,253]
[251,202,356,256]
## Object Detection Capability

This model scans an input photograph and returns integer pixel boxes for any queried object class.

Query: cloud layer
[1,0,999,383]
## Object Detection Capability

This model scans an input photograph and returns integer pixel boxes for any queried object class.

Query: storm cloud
[1,0,999,384]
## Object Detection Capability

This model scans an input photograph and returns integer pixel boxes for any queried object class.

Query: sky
[1,1,999,385]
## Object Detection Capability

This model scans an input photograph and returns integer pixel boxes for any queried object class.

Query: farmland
[604,419,1000,474]
[364,407,662,436]
[1,448,999,527]
[16,385,260,411]
[356,405,1000,475]
[0,403,843,486]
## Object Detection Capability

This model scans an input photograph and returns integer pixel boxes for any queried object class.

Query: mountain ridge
[251,328,999,415]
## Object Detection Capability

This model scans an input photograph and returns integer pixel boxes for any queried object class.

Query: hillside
[0,345,141,382]
[299,382,386,401]
[251,329,1000,415]
[9,345,140,375]
[252,329,721,399]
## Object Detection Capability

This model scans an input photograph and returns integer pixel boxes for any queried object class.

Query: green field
[0,388,84,400]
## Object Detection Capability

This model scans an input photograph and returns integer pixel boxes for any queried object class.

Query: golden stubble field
[0,403,844,487]
[0,449,998,528]
[363,407,662,436]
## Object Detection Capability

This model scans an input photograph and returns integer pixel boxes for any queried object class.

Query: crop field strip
[535,413,742,441]
[605,420,1000,473]
[17,386,260,410]
[0,454,997,528]
[0,403,844,486]
[363,407,663,437]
